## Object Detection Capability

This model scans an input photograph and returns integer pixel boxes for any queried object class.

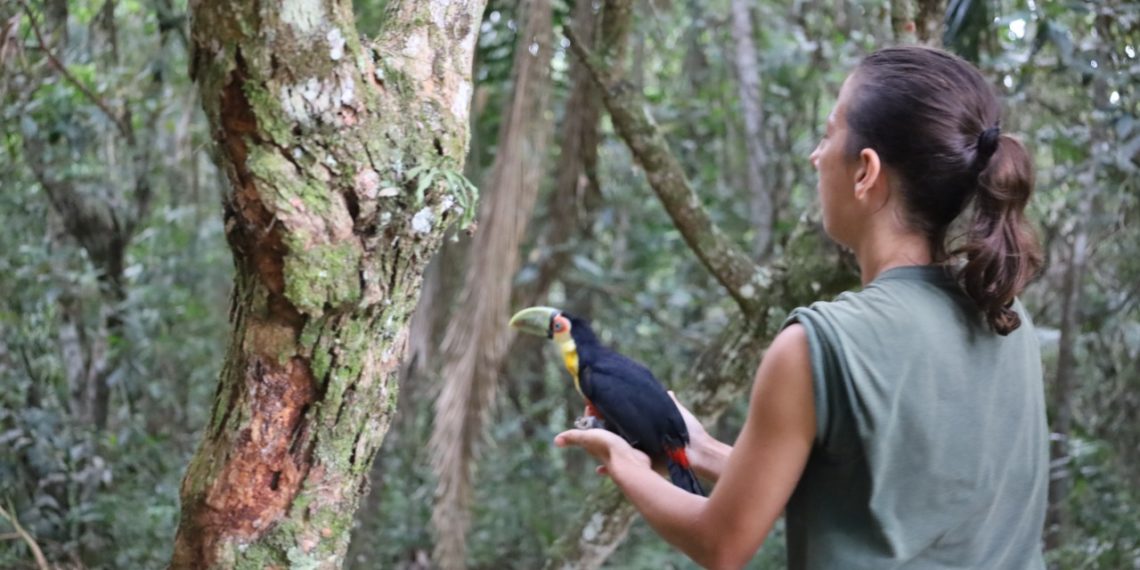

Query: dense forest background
[1,0,1137,568]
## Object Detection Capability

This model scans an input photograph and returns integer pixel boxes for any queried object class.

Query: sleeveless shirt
[781,265,1048,569]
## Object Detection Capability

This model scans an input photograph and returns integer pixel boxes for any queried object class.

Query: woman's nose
[809,147,820,169]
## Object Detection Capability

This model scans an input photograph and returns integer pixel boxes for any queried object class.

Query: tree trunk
[496,0,614,439]
[890,0,918,43]
[1045,45,1111,551]
[429,0,554,566]
[915,0,947,45]
[170,0,486,567]
[728,0,773,258]
[505,0,613,360]
[16,0,159,433]
[1045,187,1091,552]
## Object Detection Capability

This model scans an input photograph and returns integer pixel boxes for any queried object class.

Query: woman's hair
[845,46,1042,335]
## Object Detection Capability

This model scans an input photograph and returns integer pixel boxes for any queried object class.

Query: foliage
[403,161,481,231]
[1045,435,1140,568]
[997,1,1140,562]
[1,0,229,566]
[0,0,1136,567]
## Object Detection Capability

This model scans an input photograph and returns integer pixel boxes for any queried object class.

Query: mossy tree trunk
[170,0,487,567]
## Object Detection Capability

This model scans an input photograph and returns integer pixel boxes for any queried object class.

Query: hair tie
[976,124,1001,168]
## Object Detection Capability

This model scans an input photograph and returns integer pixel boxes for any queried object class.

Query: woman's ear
[853,148,882,201]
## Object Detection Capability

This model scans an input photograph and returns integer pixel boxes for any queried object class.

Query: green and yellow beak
[509,306,561,339]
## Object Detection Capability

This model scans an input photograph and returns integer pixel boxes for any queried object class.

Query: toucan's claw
[575,415,606,430]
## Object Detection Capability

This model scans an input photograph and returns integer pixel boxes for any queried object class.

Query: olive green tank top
[782,265,1048,569]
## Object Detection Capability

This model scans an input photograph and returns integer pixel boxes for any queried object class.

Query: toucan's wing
[574,367,623,438]
[582,353,678,456]
[584,369,648,448]
[581,350,703,494]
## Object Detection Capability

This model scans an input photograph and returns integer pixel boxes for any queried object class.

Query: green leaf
[415,170,436,205]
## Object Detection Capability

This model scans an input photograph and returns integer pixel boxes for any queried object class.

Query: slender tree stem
[0,503,49,570]
[17,0,131,138]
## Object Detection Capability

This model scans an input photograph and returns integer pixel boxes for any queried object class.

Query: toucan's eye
[553,322,563,332]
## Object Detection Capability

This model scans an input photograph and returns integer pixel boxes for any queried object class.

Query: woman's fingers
[557,427,624,447]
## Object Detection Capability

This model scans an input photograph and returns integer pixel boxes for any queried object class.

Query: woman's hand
[669,391,732,483]
[554,427,651,477]
[669,391,711,447]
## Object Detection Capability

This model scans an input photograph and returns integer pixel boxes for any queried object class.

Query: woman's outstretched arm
[555,324,816,569]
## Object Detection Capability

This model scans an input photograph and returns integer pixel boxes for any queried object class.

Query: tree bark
[170,0,486,567]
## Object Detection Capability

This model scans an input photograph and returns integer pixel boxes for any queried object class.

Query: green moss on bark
[243,82,294,143]
[283,241,362,316]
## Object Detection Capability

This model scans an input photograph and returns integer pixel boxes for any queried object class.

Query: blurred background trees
[1,0,1136,568]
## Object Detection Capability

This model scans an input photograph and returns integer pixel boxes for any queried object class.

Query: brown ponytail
[955,135,1042,335]
[846,46,1042,335]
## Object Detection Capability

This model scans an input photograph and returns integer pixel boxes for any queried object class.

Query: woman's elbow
[701,550,752,570]
[694,535,762,570]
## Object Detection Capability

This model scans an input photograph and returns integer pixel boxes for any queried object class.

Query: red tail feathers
[665,447,704,495]
[666,447,691,469]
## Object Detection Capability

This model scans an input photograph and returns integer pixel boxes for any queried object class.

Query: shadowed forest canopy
[0,0,1137,568]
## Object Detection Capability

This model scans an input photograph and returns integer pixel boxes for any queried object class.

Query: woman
[555,46,1049,569]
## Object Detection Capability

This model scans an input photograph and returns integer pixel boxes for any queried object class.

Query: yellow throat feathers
[555,337,581,395]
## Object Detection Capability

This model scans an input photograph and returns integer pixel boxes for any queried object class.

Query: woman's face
[810,76,862,247]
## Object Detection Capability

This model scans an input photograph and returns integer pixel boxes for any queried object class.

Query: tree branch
[0,502,49,570]
[565,27,770,317]
[23,138,127,286]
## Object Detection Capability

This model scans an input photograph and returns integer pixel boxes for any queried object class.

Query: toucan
[509,306,704,495]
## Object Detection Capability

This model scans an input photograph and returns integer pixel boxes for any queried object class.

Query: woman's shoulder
[792,283,900,323]
[788,272,981,340]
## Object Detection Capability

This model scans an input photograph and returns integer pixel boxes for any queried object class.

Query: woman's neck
[852,224,933,286]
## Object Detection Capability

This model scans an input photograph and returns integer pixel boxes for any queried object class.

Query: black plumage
[565,313,704,496]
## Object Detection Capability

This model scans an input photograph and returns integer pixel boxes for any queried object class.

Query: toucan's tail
[666,448,705,496]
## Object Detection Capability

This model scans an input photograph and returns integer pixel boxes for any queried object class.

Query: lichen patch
[327,28,346,61]
[279,0,325,35]
[411,208,434,234]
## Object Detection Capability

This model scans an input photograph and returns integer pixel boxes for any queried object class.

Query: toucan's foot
[575,415,606,430]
